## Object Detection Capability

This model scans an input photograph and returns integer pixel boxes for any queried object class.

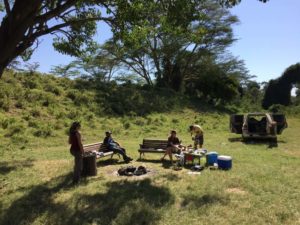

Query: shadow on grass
[0,174,173,225]
[228,137,286,148]
[0,159,34,175]
[70,179,174,225]
[161,173,180,182]
[137,158,174,169]
[181,193,230,208]
[96,158,129,167]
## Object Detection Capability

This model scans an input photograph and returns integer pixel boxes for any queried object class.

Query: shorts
[194,134,204,146]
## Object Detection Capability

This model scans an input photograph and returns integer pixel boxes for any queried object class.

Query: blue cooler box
[217,155,232,170]
[206,152,218,166]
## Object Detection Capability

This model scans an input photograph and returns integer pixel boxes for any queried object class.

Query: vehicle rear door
[271,114,288,134]
[230,114,244,134]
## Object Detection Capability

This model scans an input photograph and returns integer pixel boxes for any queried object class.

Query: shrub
[44,82,62,96]
[5,123,25,137]
[123,122,131,129]
[171,118,179,123]
[31,108,42,117]
[134,118,146,126]
[0,96,10,112]
[33,124,53,137]
[11,134,29,145]
[66,89,78,101]
[85,112,95,121]
[15,99,26,109]
[1,118,16,129]
[67,109,80,120]
[28,119,40,128]
[53,119,66,130]
[23,75,41,89]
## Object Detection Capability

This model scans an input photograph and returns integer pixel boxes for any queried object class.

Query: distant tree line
[262,63,300,109]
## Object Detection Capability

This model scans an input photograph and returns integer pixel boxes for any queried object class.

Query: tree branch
[4,0,10,15]
[32,16,113,39]
[35,0,77,24]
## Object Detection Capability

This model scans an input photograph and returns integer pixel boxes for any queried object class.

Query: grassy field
[0,109,299,225]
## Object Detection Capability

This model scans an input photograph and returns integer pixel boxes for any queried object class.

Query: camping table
[183,151,203,166]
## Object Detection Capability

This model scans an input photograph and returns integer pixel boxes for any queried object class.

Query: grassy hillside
[0,71,300,225]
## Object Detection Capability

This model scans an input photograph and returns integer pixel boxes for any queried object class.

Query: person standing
[69,122,84,184]
[189,124,204,149]
[103,131,133,163]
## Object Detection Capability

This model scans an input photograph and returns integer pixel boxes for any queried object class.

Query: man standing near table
[189,124,204,149]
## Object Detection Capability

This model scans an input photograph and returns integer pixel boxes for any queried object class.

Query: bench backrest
[83,142,109,152]
[142,139,168,149]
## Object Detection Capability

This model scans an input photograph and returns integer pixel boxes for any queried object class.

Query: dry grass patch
[226,187,247,195]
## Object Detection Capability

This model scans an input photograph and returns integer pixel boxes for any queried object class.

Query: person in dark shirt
[68,121,84,184]
[161,130,182,163]
[103,131,133,163]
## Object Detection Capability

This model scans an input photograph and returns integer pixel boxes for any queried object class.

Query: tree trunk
[0,0,41,78]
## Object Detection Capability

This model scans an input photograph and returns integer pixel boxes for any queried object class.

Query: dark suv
[230,113,287,140]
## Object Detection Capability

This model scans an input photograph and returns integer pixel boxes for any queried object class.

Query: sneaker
[125,158,132,163]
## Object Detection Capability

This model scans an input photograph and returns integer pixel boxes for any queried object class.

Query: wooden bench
[83,142,120,159]
[138,139,168,159]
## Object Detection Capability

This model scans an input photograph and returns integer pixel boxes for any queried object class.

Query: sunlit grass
[0,110,300,225]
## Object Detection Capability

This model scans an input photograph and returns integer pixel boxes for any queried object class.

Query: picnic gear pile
[174,147,232,171]
[118,165,148,176]
[84,150,104,158]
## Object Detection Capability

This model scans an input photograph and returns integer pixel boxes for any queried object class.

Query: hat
[105,131,112,134]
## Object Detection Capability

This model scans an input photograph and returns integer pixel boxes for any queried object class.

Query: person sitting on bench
[102,131,133,163]
[161,130,182,164]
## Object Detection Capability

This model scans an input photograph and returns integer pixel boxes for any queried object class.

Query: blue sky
[25,0,300,83]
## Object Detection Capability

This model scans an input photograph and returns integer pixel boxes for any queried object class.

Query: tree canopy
[262,63,300,109]
[0,0,115,77]
[0,0,270,78]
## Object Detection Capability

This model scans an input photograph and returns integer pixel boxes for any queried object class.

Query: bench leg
[139,152,143,160]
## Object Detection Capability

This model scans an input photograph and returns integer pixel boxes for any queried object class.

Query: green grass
[0,109,300,225]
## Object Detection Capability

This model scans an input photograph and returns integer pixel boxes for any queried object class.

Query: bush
[67,109,80,120]
[66,89,78,101]
[24,89,45,102]
[123,122,131,129]
[44,82,62,96]
[11,134,29,145]
[134,118,146,126]
[28,119,40,128]
[15,99,26,109]
[0,96,10,112]
[4,123,25,137]
[53,119,66,130]
[171,118,179,123]
[31,108,42,117]
[1,118,16,129]
[85,112,95,121]
[24,78,41,89]
[33,124,53,137]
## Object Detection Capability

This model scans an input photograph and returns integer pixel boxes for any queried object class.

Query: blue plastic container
[217,155,232,170]
[206,151,218,166]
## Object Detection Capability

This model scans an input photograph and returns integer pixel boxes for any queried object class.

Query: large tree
[0,0,269,78]
[262,63,300,109]
[0,0,115,77]
[99,0,242,88]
